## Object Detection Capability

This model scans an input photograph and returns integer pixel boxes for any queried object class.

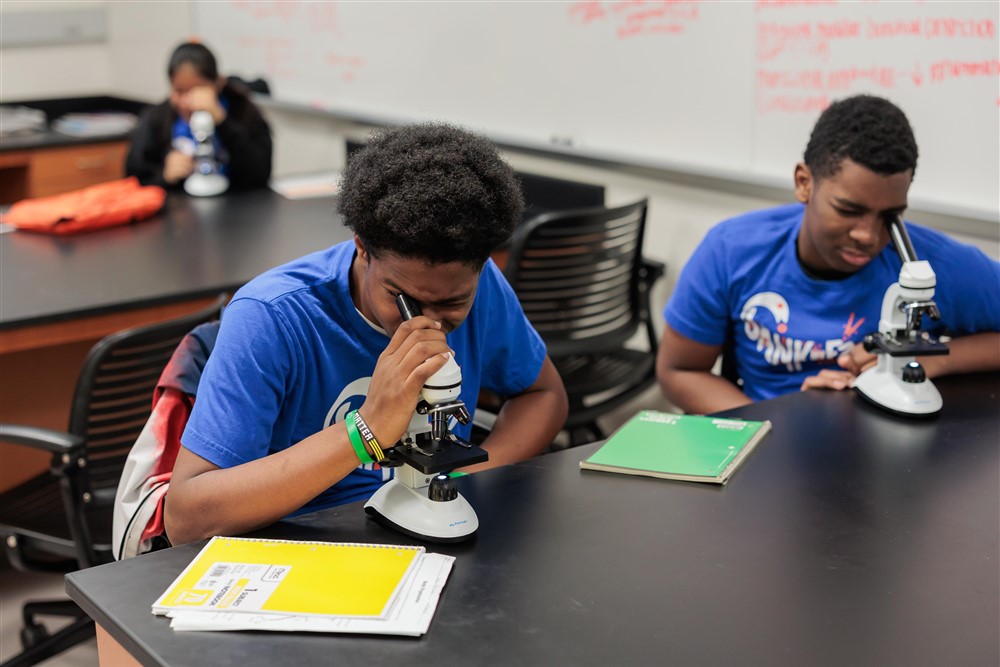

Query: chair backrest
[517,171,605,218]
[67,295,227,502]
[503,199,649,357]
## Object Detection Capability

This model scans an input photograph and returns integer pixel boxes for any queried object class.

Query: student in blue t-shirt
[658,94,1000,415]
[164,124,568,546]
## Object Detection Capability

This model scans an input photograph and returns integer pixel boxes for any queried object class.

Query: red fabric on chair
[2,177,166,235]
[113,321,218,560]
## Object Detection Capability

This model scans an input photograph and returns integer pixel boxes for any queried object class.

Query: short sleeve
[664,225,733,347]
[182,297,297,469]
[475,262,547,396]
[928,239,1000,335]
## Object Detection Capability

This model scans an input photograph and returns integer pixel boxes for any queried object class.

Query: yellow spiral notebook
[152,537,424,619]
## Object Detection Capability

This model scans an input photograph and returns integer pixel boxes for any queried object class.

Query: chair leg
[569,422,605,448]
[23,599,84,625]
[1,600,95,667]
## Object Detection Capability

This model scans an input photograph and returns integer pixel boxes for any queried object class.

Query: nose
[420,307,448,327]
[849,215,882,247]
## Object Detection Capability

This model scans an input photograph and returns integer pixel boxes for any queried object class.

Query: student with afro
[165,123,568,545]
[657,94,1000,415]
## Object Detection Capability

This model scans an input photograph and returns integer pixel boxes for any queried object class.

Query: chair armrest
[0,423,84,455]
[638,258,667,353]
[639,258,666,286]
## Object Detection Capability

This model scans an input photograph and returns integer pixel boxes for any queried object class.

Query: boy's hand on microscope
[362,317,452,445]
[836,345,878,377]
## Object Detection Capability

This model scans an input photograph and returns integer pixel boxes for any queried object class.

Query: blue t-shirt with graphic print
[665,203,1000,402]
[182,240,547,517]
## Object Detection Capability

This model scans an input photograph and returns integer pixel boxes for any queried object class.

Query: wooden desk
[0,140,130,204]
[0,190,351,489]
[0,96,149,205]
[67,374,999,666]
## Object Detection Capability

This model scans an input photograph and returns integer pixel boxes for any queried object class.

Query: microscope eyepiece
[396,293,422,321]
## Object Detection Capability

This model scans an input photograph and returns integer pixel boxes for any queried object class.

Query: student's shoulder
[715,202,803,230]
[232,241,351,306]
[137,100,172,124]
[905,222,998,270]
[702,203,803,251]
[906,221,985,252]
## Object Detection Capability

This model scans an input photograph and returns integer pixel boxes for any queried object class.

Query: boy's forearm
[469,385,568,470]
[658,368,752,415]
[921,332,1000,379]
[165,425,361,545]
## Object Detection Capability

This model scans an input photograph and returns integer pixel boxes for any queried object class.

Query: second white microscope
[853,216,949,416]
[183,110,230,197]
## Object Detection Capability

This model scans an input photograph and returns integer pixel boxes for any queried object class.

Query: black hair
[804,94,918,180]
[168,42,219,81]
[338,123,524,267]
[164,41,261,130]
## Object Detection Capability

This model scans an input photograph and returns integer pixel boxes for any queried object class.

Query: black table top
[67,374,1000,667]
[0,190,349,330]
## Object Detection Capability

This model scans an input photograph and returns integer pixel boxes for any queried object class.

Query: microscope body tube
[889,216,918,264]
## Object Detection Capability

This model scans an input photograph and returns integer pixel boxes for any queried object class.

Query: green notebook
[580,411,771,485]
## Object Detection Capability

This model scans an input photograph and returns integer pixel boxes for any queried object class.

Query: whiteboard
[194,1,999,221]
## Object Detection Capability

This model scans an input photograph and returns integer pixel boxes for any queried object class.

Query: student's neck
[348,254,373,320]
[795,243,853,281]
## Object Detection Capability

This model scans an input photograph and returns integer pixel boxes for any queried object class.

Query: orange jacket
[3,177,166,235]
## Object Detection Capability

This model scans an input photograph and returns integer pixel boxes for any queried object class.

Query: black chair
[0,295,226,667]
[503,199,664,447]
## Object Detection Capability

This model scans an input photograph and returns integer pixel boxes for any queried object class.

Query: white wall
[0,1,112,99]
[1,1,195,104]
[106,2,194,103]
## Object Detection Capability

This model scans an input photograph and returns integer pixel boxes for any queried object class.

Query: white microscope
[853,216,949,416]
[363,294,488,542]
[183,110,230,197]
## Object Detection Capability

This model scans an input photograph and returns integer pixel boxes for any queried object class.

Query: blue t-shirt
[183,240,547,516]
[665,203,1000,401]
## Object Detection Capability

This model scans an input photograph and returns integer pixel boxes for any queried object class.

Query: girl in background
[126,41,272,191]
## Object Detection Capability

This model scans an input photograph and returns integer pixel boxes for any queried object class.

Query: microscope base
[184,173,230,197]
[854,361,942,417]
[365,479,478,543]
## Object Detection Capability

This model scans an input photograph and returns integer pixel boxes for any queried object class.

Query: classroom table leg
[95,625,142,667]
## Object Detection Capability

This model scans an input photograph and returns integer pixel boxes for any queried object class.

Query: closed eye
[833,206,864,217]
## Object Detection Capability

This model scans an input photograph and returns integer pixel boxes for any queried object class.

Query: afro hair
[337,123,524,267]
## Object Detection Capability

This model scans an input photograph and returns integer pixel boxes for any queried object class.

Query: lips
[839,248,873,268]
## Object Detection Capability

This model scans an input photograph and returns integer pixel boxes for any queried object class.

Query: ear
[793,163,813,204]
[353,234,369,263]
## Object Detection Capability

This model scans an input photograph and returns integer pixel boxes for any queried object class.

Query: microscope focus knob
[428,473,458,502]
[902,361,926,384]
